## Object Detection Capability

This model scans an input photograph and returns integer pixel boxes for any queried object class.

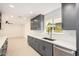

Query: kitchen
[0,3,78,56]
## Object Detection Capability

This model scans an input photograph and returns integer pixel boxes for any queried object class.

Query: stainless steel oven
[53,45,75,56]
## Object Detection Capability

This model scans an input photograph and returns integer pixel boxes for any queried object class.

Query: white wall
[0,14,7,37]
[5,24,25,38]
[24,18,31,39]
[0,14,26,38]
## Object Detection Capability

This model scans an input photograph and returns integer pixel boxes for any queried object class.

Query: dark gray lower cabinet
[28,36,53,56]
[38,40,52,56]
[0,39,8,56]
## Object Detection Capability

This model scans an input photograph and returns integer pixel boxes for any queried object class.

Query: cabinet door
[39,40,53,56]
[31,37,37,49]
[31,19,40,30]
[62,3,76,30]
[33,39,39,51]
[31,14,44,30]
[28,36,34,47]
[28,36,38,50]
[28,36,32,46]
[28,36,53,56]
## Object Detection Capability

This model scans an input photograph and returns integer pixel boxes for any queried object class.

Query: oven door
[53,45,75,56]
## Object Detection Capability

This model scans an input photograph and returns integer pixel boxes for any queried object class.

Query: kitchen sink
[43,37,56,41]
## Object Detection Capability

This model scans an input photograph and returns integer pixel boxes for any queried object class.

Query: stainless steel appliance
[53,45,75,56]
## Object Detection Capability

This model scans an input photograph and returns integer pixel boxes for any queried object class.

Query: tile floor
[6,37,40,56]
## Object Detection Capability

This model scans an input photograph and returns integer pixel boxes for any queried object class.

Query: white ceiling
[0,3,61,18]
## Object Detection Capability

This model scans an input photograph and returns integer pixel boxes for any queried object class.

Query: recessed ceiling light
[11,15,14,18]
[34,19,38,22]
[9,5,15,8]
[30,11,33,14]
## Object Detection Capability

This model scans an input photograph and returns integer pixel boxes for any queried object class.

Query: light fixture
[5,21,13,24]
[11,15,14,18]
[34,19,38,22]
[30,11,33,14]
[9,4,15,8]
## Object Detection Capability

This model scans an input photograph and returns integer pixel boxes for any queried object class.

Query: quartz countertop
[28,30,76,51]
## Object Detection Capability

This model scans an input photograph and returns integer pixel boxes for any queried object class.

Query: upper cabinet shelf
[31,14,44,31]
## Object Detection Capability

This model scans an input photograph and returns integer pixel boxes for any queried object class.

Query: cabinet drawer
[28,36,53,56]
[28,36,34,46]
[28,36,38,49]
